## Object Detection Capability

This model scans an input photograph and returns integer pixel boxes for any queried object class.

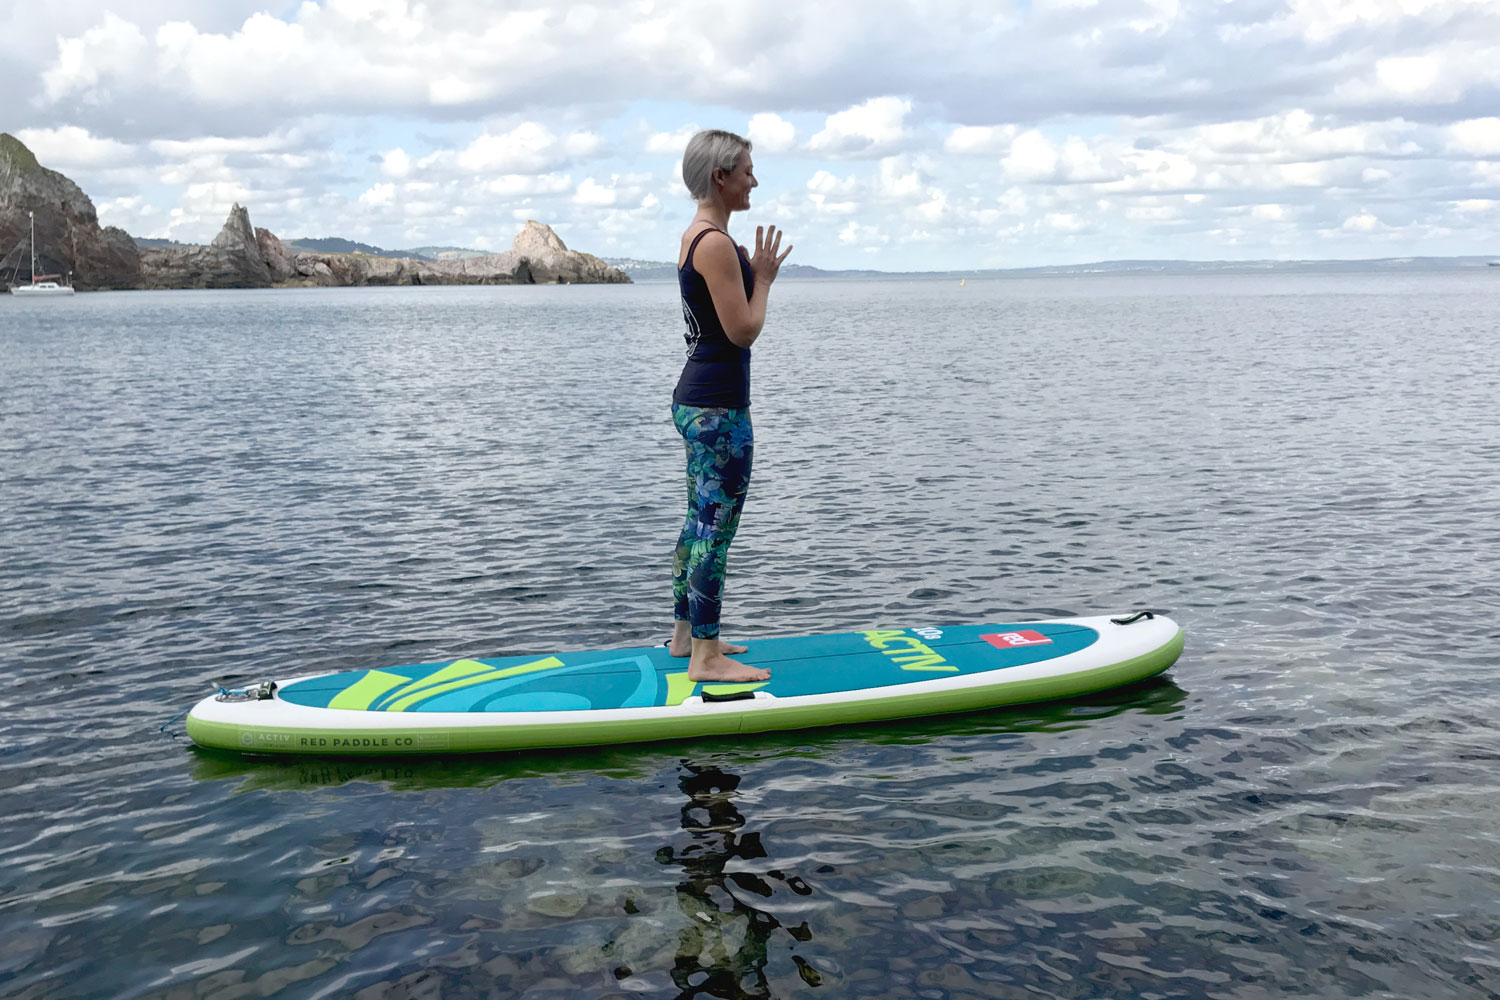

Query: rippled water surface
[3,275,1499,999]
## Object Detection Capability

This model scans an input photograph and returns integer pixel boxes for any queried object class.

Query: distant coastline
[609,255,1500,282]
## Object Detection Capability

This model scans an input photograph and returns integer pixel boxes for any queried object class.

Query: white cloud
[1126,203,1180,222]
[945,125,1018,156]
[41,11,149,102]
[876,157,924,200]
[806,170,861,216]
[486,173,574,197]
[1195,110,1411,162]
[1375,54,1444,98]
[809,97,911,158]
[1003,131,1059,182]
[838,221,889,250]
[1447,118,1500,156]
[646,125,699,155]
[455,123,603,174]
[358,182,396,207]
[574,177,616,206]
[13,126,133,167]
[747,113,795,154]
[381,148,413,179]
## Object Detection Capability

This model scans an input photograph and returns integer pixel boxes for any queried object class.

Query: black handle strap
[701,690,757,704]
[1110,610,1156,625]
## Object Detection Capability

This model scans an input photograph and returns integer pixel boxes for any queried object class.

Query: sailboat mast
[29,211,36,284]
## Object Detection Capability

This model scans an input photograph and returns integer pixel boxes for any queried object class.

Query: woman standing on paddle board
[668,129,792,684]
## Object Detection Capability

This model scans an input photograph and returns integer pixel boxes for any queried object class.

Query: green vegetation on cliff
[0,133,43,174]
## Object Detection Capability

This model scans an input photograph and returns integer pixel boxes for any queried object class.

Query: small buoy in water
[959,278,966,286]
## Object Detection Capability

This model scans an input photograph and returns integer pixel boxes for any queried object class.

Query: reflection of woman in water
[667,129,792,685]
[656,762,819,997]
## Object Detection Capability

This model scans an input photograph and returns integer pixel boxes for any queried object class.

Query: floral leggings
[671,403,753,639]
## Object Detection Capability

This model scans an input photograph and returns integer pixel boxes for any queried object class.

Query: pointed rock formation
[0,132,142,290]
[510,220,629,284]
[210,204,272,285]
[139,203,274,288]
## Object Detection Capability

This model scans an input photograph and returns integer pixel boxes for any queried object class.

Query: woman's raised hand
[744,225,793,286]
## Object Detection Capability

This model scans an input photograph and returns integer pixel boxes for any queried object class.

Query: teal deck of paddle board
[274,623,1100,714]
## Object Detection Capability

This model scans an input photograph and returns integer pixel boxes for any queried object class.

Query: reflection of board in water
[185,613,1183,756]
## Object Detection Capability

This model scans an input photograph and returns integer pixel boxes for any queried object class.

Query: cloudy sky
[5,0,1499,270]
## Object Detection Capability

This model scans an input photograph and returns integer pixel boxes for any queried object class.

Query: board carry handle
[1109,610,1156,625]
[701,690,758,703]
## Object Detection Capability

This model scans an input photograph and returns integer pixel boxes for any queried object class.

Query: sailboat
[7,212,75,296]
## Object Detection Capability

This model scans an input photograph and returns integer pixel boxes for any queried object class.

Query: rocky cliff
[0,133,141,290]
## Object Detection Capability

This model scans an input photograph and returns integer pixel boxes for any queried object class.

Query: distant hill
[284,237,414,259]
[133,237,201,249]
[603,257,675,280]
[959,256,1500,277]
[401,245,487,260]
[281,240,489,261]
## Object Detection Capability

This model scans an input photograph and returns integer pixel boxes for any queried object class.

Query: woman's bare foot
[687,646,770,683]
[669,623,747,659]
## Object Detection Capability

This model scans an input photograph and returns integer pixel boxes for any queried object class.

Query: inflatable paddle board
[185,612,1182,756]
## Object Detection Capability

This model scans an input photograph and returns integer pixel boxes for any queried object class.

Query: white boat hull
[10,283,75,296]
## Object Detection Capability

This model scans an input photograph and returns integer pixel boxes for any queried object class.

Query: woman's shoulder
[679,224,735,268]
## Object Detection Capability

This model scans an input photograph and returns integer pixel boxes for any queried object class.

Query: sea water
[2,274,1498,998]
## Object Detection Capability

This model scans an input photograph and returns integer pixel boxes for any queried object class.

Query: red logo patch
[982,630,1052,648]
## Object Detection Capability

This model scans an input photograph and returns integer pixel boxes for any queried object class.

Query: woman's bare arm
[696,226,792,349]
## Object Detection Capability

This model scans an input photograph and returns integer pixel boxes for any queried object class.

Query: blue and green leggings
[672,404,753,639]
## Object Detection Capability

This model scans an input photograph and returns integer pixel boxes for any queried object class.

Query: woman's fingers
[748,225,791,273]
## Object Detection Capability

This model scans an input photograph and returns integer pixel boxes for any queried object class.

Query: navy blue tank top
[674,227,754,408]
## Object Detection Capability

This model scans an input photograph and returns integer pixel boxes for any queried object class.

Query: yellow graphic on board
[328,657,565,712]
[859,630,959,672]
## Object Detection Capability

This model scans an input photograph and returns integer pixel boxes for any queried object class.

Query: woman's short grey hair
[682,129,752,202]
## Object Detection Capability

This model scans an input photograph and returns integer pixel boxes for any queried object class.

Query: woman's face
[717,152,757,211]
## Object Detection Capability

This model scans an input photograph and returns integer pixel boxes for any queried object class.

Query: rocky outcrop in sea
[1,132,629,291]
[0,133,141,290]
[141,206,628,289]
[509,220,626,284]
[139,204,274,289]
